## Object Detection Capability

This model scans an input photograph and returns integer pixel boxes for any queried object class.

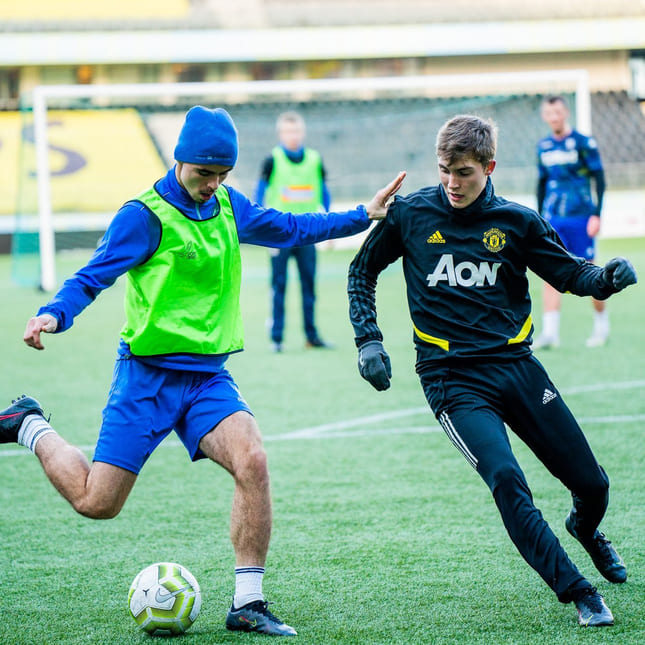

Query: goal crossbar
[29,69,590,291]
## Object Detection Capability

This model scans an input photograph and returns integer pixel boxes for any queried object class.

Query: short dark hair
[541,94,569,109]
[435,114,497,166]
[276,111,305,130]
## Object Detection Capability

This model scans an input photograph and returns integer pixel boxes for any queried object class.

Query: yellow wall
[2,0,189,20]
[0,113,22,216]
[0,109,167,216]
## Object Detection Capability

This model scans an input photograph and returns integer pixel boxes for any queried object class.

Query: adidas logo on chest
[427,230,446,244]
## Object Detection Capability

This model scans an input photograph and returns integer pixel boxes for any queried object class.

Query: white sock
[542,311,560,339]
[233,566,265,608]
[17,414,55,453]
[592,310,609,336]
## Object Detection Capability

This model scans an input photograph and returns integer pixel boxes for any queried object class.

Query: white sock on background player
[542,311,560,342]
[587,309,610,347]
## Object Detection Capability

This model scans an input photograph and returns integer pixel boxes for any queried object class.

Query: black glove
[358,340,392,391]
[602,257,637,290]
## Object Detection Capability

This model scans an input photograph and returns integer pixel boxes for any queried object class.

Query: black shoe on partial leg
[0,395,45,443]
[566,511,627,584]
[572,587,614,627]
[305,337,334,349]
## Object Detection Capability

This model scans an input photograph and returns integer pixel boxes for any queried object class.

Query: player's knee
[575,472,609,503]
[72,497,123,520]
[235,444,269,485]
[597,464,610,492]
[592,473,609,499]
[489,463,525,494]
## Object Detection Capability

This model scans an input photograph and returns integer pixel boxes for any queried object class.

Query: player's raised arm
[365,171,406,220]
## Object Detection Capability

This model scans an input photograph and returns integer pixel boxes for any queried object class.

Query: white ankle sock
[592,310,609,336]
[233,566,265,608]
[17,414,55,453]
[542,311,560,339]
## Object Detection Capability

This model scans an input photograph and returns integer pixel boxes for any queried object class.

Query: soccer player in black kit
[347,115,637,627]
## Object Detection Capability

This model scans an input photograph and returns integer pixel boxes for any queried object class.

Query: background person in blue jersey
[348,114,636,628]
[534,95,608,349]
[2,106,405,637]
[254,112,332,352]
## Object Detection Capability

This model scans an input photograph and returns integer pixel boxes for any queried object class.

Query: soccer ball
[128,562,201,636]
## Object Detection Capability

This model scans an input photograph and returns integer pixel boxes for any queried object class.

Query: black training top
[348,178,616,364]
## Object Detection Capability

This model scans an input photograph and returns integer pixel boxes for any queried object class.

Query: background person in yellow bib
[255,111,333,352]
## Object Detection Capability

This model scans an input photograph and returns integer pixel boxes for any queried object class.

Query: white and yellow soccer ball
[128,562,202,635]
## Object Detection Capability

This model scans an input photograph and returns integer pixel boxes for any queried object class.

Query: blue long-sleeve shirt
[39,165,369,371]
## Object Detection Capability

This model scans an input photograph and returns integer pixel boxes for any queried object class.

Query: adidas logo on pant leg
[542,388,557,404]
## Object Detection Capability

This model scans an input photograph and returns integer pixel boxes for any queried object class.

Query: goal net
[12,70,590,290]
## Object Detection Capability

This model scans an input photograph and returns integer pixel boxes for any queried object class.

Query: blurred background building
[1,0,645,265]
[2,1,645,96]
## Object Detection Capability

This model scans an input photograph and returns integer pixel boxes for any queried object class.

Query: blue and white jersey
[536,129,603,219]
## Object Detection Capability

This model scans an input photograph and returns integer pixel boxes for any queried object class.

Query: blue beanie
[174,106,238,167]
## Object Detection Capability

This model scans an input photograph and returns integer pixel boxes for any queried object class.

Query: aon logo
[427,254,501,287]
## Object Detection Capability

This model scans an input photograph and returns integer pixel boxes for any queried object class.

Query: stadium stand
[7,89,643,218]
[142,91,644,201]
[2,0,644,254]
[1,0,641,29]
[262,0,645,27]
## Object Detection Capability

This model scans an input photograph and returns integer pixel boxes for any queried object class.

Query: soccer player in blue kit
[0,105,404,636]
[348,114,636,627]
[534,95,608,349]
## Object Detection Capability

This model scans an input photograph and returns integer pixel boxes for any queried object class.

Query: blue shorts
[547,215,595,260]
[93,356,252,474]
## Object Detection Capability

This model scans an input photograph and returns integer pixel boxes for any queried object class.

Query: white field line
[272,406,429,440]
[0,381,643,457]
[560,380,645,395]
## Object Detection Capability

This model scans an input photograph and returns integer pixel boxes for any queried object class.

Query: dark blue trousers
[270,245,318,344]
[419,354,609,601]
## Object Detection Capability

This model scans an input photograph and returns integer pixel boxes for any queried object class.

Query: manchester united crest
[482,227,506,253]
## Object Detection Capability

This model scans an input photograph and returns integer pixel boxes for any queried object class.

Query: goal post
[21,69,590,291]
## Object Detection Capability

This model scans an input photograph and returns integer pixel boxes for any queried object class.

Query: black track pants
[419,354,609,601]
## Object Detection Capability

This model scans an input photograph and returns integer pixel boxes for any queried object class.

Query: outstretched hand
[24,313,58,350]
[602,257,637,290]
[365,171,406,221]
